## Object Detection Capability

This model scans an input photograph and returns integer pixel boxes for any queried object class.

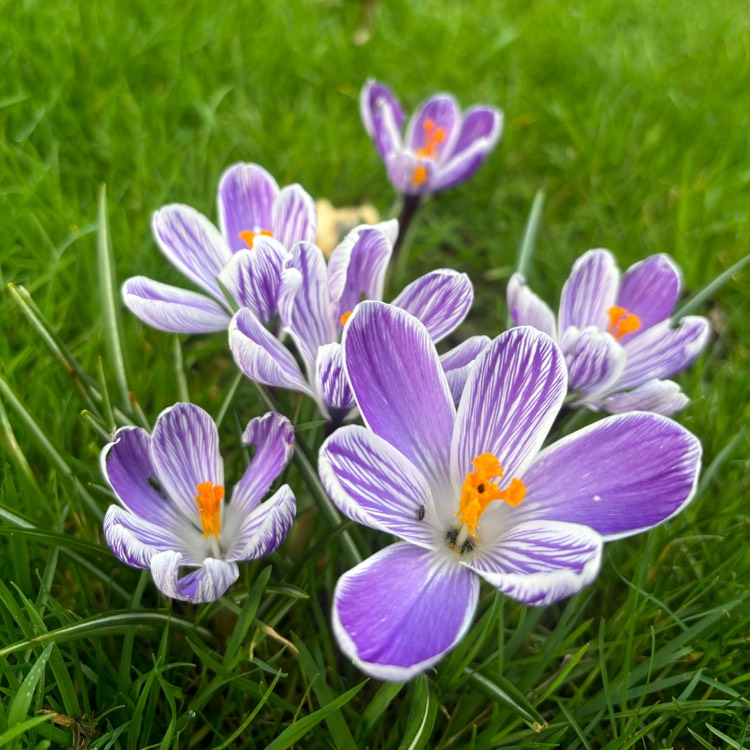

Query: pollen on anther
[195,481,224,538]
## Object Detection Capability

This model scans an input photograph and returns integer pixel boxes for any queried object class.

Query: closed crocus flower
[360,80,503,196]
[102,404,296,603]
[319,303,701,680]
[507,250,710,415]
[122,163,316,334]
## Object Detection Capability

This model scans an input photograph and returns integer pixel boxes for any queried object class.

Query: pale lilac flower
[102,403,296,603]
[319,302,701,680]
[508,250,710,415]
[229,221,483,423]
[122,163,316,334]
[360,80,503,196]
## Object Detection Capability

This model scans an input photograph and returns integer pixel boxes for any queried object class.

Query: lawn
[1,0,749,747]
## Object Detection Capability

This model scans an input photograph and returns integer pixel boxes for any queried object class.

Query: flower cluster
[102,79,710,681]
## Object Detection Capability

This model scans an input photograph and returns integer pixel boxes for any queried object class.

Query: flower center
[195,481,224,538]
[607,305,641,340]
[455,453,526,538]
[340,310,352,326]
[238,229,273,248]
[416,118,446,159]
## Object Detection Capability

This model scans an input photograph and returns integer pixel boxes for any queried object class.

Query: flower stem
[392,192,422,262]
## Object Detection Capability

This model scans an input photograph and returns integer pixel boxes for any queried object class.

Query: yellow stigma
[607,305,641,340]
[340,310,352,326]
[195,481,224,538]
[455,453,526,536]
[238,229,273,248]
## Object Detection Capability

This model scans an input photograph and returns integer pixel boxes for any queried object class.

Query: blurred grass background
[1,0,749,747]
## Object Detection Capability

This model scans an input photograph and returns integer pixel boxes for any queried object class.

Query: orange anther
[416,118,447,159]
[607,305,642,340]
[195,481,224,538]
[238,229,273,248]
[412,165,428,187]
[340,310,352,326]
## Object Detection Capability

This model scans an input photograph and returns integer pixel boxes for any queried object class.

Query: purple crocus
[102,403,296,603]
[319,302,701,680]
[229,221,484,423]
[360,79,503,196]
[122,163,316,334]
[508,250,710,415]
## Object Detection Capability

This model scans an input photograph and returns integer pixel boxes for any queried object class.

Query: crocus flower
[319,302,701,680]
[360,79,503,196]
[122,163,316,334]
[229,221,484,423]
[102,403,296,603]
[507,250,710,415]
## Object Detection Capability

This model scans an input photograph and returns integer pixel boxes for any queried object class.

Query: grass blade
[7,644,53,727]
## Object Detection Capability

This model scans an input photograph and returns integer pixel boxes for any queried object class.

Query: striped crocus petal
[360,80,405,160]
[315,343,356,423]
[559,249,619,332]
[440,335,491,403]
[560,325,626,398]
[332,543,479,681]
[150,550,239,604]
[602,379,689,416]
[506,273,557,339]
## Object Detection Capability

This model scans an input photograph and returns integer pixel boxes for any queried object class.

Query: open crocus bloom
[360,80,503,196]
[122,163,316,334]
[102,403,296,603]
[319,302,701,680]
[229,220,484,423]
[508,250,710,415]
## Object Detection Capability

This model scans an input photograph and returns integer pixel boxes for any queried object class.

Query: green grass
[1,0,749,747]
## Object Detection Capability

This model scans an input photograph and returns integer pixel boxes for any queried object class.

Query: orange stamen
[195,481,224,538]
[238,229,273,248]
[455,453,526,536]
[416,118,447,159]
[412,165,428,188]
[607,305,642,340]
[340,310,352,326]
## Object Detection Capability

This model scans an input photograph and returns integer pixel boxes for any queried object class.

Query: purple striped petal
[230,412,295,515]
[225,485,296,562]
[122,276,231,334]
[559,250,619,332]
[517,412,702,540]
[152,204,232,299]
[430,107,503,192]
[315,343,356,422]
[150,550,239,603]
[440,336,491,403]
[218,237,288,325]
[272,185,317,249]
[150,403,224,527]
[602,379,689,416]
[452,328,567,488]
[218,163,279,252]
[319,425,437,546]
[464,520,602,606]
[343,302,456,494]
[333,543,479,681]
[617,254,681,332]
[360,80,405,159]
[617,316,710,390]
[229,308,312,396]
[507,273,557,339]
[392,269,473,343]
[101,426,191,529]
[327,226,393,317]
[278,242,336,372]
[406,95,461,161]
[560,326,626,397]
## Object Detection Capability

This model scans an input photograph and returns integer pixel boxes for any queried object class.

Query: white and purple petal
[218,163,279,252]
[440,335,491,403]
[315,343,357,422]
[332,543,479,681]
[122,276,231,334]
[360,80,405,159]
[218,237,288,325]
[558,249,619,332]
[518,412,702,540]
[225,485,296,562]
[616,254,681,332]
[452,327,567,487]
[152,204,232,299]
[230,412,295,515]
[319,425,437,546]
[560,325,626,397]
[229,308,313,396]
[391,269,473,343]
[150,403,224,526]
[465,520,602,606]
[150,550,239,603]
[272,185,318,249]
[602,379,689,416]
[617,316,710,390]
[343,302,456,494]
[506,273,557,339]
